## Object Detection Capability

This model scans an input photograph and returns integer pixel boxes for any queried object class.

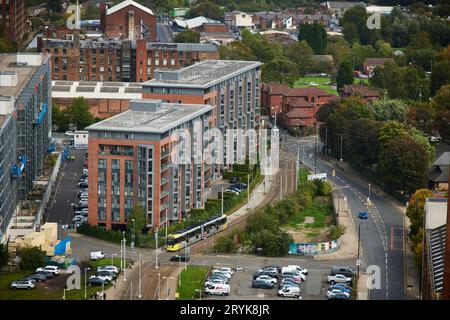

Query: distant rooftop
[86,99,213,134]
[145,60,261,89]
[0,53,48,99]
[51,80,142,100]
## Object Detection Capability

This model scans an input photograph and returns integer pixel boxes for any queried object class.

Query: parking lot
[202,266,329,300]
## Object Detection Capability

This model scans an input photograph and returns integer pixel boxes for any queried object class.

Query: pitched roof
[263,82,289,95]
[106,0,154,16]
[363,58,394,66]
[285,108,311,118]
[287,97,312,107]
[342,84,380,97]
[284,87,332,97]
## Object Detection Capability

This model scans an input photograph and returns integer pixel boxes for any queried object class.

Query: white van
[278,286,300,298]
[90,251,105,260]
[287,265,309,275]
[204,284,230,296]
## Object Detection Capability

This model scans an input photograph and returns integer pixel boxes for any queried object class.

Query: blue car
[359,211,369,219]
[329,284,351,294]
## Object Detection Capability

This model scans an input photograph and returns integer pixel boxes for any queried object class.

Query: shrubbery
[18,246,46,270]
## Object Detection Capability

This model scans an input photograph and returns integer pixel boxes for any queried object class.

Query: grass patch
[288,203,331,229]
[176,266,210,300]
[294,76,338,95]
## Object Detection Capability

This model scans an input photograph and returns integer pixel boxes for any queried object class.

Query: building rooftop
[145,60,261,89]
[106,0,154,16]
[86,99,213,134]
[51,80,143,100]
[0,53,47,99]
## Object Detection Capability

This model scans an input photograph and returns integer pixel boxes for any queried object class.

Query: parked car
[90,274,112,282]
[285,265,309,275]
[330,266,354,278]
[211,269,231,278]
[230,183,247,190]
[259,265,282,273]
[280,279,299,288]
[229,177,239,183]
[253,270,279,280]
[358,211,369,219]
[281,275,301,284]
[256,275,277,284]
[225,189,239,195]
[207,276,229,284]
[328,291,351,300]
[329,284,351,294]
[36,265,60,275]
[205,278,227,287]
[36,271,55,279]
[64,131,74,136]
[73,215,87,223]
[252,279,274,289]
[75,210,88,217]
[204,284,230,296]
[90,251,105,260]
[88,277,109,286]
[97,270,117,280]
[327,288,351,299]
[10,280,35,290]
[25,273,47,283]
[97,265,119,274]
[78,182,88,188]
[277,286,301,298]
[217,267,233,275]
[170,254,189,262]
[282,271,305,282]
[327,274,353,285]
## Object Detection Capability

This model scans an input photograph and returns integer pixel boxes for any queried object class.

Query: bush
[18,246,46,270]
[0,244,8,268]
[328,224,346,240]
[77,223,123,244]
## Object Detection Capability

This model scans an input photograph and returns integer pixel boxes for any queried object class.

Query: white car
[90,251,105,260]
[90,274,112,282]
[10,280,35,290]
[64,131,74,136]
[73,215,87,223]
[287,265,309,275]
[36,265,60,275]
[327,274,352,285]
[97,265,119,274]
[278,286,300,298]
[256,275,277,284]
[204,284,230,296]
[217,267,234,275]
[204,278,227,287]
[327,288,350,299]
[211,269,231,279]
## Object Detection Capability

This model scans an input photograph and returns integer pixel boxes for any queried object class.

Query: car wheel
[27,287,32,290]
[222,293,226,296]
[330,281,335,285]
[12,287,16,290]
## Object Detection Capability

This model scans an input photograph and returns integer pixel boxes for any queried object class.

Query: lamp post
[84,267,90,299]
[157,272,161,300]
[339,134,344,162]
[314,136,317,174]
[155,227,159,269]
[357,222,367,277]
[122,231,127,282]
[368,183,371,205]
[138,252,142,299]
[271,106,278,127]
[111,253,117,267]
[247,174,250,210]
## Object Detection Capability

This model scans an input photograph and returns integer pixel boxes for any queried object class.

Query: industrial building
[0,53,52,242]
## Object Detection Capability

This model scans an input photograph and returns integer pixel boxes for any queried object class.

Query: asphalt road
[280,133,407,300]
[45,149,86,228]
[156,23,172,42]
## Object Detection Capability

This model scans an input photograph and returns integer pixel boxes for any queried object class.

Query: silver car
[10,280,35,290]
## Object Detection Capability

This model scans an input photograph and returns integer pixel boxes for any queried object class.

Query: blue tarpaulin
[54,236,71,255]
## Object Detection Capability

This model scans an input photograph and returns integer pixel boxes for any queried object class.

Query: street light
[357,222,367,277]
[162,276,174,300]
[138,251,142,299]
[368,183,371,205]
[84,267,91,299]
[157,273,161,300]
[271,106,278,127]
[111,253,117,266]
[122,231,127,282]
[339,134,344,162]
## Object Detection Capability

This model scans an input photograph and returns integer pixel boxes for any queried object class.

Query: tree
[262,56,299,87]
[250,229,292,257]
[407,102,435,136]
[284,41,314,74]
[126,203,147,236]
[431,85,450,143]
[325,37,350,67]
[298,23,327,54]
[64,97,95,130]
[369,99,409,123]
[47,0,62,13]
[336,59,354,90]
[241,29,281,63]
[375,40,394,58]
[0,244,8,268]
[52,104,69,132]
[430,60,450,96]
[173,29,200,43]
[219,41,254,60]
[187,0,223,21]
[406,188,432,237]
[18,246,46,270]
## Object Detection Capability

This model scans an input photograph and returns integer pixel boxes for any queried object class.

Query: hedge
[77,223,123,244]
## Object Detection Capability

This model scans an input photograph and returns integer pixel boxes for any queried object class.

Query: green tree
[18,246,46,270]
[241,29,281,63]
[250,229,292,257]
[298,23,327,54]
[173,29,200,43]
[65,97,95,130]
[406,188,432,237]
[369,99,409,123]
[430,60,450,96]
[375,40,394,58]
[325,37,350,67]
[126,203,147,236]
[284,41,314,75]
[219,41,254,60]
[47,0,62,13]
[52,104,69,132]
[336,59,354,90]
[262,56,299,87]
[187,0,223,21]
[431,85,450,143]
[0,243,8,268]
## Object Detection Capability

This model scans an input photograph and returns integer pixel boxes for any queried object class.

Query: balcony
[161,177,169,185]
[160,203,169,212]
[160,190,169,199]
[161,149,170,159]
[161,163,170,172]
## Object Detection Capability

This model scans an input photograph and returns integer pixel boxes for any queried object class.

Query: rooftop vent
[130,99,163,112]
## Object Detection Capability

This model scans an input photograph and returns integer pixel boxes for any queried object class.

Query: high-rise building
[86,99,213,230]
[0,53,52,241]
[0,0,27,43]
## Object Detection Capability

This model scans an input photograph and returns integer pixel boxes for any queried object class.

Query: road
[280,133,407,300]
[156,23,172,42]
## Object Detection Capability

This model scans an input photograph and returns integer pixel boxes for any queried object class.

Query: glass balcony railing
[160,190,169,199]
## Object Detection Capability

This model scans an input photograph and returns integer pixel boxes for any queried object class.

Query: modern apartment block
[0,0,27,43]
[86,99,214,230]
[39,38,219,82]
[0,53,52,240]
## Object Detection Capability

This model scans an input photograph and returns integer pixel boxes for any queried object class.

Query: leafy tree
[0,244,8,268]
[250,229,292,257]
[126,204,147,244]
[262,56,299,87]
[219,41,254,60]
[430,60,450,96]
[375,40,394,58]
[406,189,432,237]
[173,29,200,43]
[18,247,46,270]
[431,85,450,143]
[241,29,281,63]
[284,41,314,75]
[52,104,69,132]
[336,59,354,90]
[325,37,350,67]
[47,0,62,13]
[187,0,223,21]
[407,102,435,136]
[298,23,327,54]
[369,99,409,123]
[64,97,95,130]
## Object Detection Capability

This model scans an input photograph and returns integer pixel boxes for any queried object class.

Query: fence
[288,238,341,256]
[34,152,62,230]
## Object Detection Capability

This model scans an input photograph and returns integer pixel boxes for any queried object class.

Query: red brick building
[261,82,288,118]
[340,84,380,102]
[0,0,27,42]
[100,0,156,41]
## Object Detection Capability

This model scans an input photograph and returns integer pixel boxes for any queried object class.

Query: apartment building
[0,0,27,43]
[0,53,52,240]
[86,99,214,230]
[39,38,219,82]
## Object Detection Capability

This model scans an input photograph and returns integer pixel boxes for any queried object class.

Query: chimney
[128,10,135,40]
[100,3,108,33]
[442,167,450,299]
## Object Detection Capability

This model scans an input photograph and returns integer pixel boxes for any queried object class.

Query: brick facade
[0,0,27,42]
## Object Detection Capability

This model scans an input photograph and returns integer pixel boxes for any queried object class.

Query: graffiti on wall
[288,239,340,256]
